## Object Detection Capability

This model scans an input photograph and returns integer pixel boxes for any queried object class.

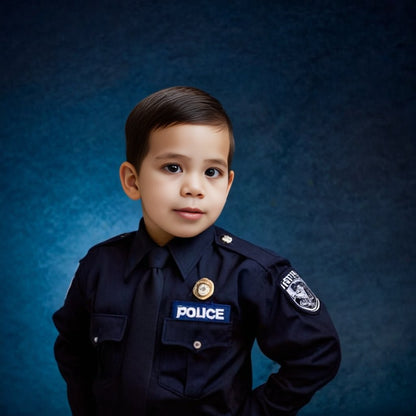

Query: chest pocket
[90,313,127,379]
[159,318,232,398]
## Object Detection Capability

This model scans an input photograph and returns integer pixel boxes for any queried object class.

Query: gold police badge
[193,278,215,300]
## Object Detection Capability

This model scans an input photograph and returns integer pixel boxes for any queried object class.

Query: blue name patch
[172,301,231,323]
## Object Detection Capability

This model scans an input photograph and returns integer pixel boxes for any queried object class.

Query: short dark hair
[125,86,235,171]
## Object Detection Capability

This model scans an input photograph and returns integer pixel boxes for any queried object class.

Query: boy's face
[135,124,234,246]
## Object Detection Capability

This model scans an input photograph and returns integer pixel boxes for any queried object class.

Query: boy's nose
[180,174,205,198]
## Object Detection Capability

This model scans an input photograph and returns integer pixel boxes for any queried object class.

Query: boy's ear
[227,170,235,194]
[119,161,141,200]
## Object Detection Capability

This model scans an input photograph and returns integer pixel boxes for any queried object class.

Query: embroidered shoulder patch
[280,271,320,313]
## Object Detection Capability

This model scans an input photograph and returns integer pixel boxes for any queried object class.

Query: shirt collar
[124,219,215,281]
[167,224,215,280]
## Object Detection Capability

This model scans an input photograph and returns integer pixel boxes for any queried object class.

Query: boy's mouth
[174,207,204,220]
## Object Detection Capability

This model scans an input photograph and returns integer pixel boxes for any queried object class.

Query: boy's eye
[205,168,221,178]
[164,164,182,173]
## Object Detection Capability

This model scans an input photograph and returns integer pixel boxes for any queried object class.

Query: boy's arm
[243,265,341,416]
[53,263,97,415]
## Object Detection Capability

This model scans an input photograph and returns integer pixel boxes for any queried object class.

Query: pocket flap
[162,318,232,352]
[90,313,127,344]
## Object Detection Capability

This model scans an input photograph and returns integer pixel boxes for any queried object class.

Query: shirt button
[193,340,202,350]
[93,337,99,344]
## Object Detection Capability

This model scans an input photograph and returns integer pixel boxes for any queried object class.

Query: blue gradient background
[1,1,415,415]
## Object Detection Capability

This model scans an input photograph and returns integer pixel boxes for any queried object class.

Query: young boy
[53,86,341,416]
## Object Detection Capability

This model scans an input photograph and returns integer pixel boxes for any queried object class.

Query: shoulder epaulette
[214,226,289,270]
[88,231,136,251]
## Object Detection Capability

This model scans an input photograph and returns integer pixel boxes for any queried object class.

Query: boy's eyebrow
[155,153,228,167]
[205,158,228,168]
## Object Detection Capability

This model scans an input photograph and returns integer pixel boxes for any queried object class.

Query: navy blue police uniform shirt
[53,220,341,416]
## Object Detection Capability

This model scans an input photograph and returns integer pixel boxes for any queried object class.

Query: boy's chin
[171,225,213,240]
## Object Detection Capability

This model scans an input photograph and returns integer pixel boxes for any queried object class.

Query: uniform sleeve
[242,263,341,416]
[52,259,97,415]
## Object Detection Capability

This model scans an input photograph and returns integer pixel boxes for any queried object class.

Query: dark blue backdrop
[1,1,415,415]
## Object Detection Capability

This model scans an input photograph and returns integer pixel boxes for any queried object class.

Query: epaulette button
[221,235,233,244]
